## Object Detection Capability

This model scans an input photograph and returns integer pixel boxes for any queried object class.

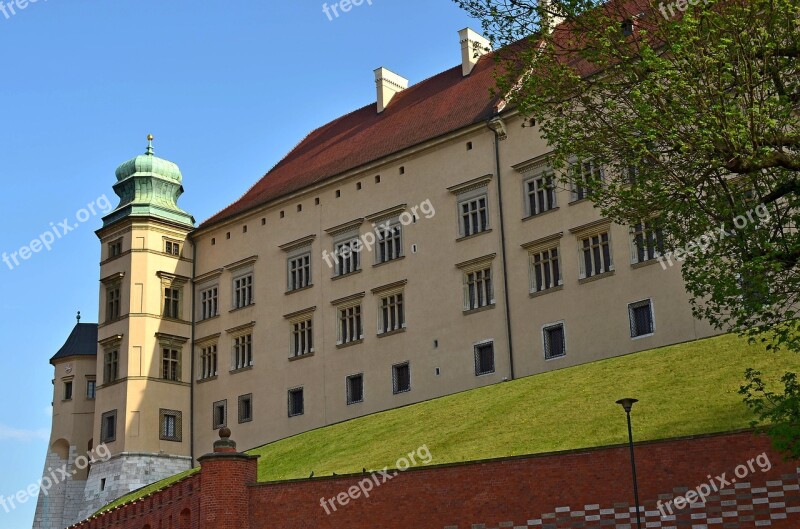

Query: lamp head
[616,398,638,413]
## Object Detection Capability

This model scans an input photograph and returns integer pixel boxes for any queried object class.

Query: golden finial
[146,134,154,155]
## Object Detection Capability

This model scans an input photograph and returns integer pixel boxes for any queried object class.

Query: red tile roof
[199,54,504,229]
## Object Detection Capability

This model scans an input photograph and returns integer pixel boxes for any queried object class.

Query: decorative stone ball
[219,427,232,439]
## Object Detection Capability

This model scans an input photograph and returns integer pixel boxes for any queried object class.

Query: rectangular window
[201,286,219,320]
[376,224,403,264]
[238,394,253,423]
[162,348,180,381]
[106,286,121,322]
[379,293,405,335]
[392,362,411,394]
[571,160,603,201]
[200,344,218,379]
[474,342,495,375]
[212,400,227,430]
[101,410,117,443]
[103,350,119,384]
[288,253,312,291]
[233,334,253,370]
[233,274,253,309]
[338,305,363,345]
[334,239,361,277]
[630,222,665,264]
[459,196,489,237]
[159,409,182,442]
[346,374,364,405]
[530,247,562,293]
[543,323,566,360]
[580,232,613,278]
[108,239,122,259]
[165,241,180,256]
[629,299,655,337]
[526,173,556,216]
[288,388,304,417]
[86,380,96,400]
[291,319,313,357]
[163,287,181,319]
[465,268,493,311]
[63,381,73,401]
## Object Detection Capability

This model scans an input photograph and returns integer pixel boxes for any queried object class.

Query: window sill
[347,400,364,406]
[197,375,218,384]
[373,255,405,269]
[378,327,407,339]
[578,270,615,285]
[463,303,496,316]
[631,259,663,270]
[522,207,559,222]
[61,399,73,402]
[456,229,493,243]
[288,352,315,362]
[288,413,305,419]
[568,198,591,206]
[229,304,255,314]
[159,437,182,443]
[332,269,362,281]
[238,418,253,424]
[213,425,227,431]
[229,366,254,375]
[393,388,411,395]
[337,339,364,350]
[530,285,564,299]
[199,314,221,322]
[545,354,566,362]
[475,370,496,377]
[285,285,314,296]
[631,332,655,341]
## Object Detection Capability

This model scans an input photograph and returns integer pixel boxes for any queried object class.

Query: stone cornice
[447,174,493,196]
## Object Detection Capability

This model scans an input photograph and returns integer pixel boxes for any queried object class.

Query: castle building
[34,28,717,529]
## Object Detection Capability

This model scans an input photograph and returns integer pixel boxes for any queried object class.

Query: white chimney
[458,28,492,76]
[374,67,409,113]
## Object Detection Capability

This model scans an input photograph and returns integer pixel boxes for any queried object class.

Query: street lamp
[616,398,642,529]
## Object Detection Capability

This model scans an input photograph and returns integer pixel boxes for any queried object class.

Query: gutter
[189,234,197,467]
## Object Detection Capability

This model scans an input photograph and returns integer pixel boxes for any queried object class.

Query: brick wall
[69,431,800,529]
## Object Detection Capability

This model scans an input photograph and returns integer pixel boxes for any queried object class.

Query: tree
[454,0,799,451]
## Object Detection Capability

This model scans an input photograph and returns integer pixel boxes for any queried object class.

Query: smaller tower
[33,314,98,529]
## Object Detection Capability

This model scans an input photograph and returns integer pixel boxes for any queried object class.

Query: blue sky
[0,1,476,526]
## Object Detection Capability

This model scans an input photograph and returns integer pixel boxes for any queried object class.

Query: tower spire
[76,310,81,323]
[146,134,154,156]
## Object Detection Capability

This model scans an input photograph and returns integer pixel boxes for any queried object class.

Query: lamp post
[616,398,642,529]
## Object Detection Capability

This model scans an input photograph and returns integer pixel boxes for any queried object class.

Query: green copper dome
[103,136,195,228]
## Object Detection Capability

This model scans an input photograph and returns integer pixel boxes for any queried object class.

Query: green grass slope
[97,333,799,515]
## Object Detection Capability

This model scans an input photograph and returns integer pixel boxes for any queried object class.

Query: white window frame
[458,190,490,238]
[376,221,403,264]
[529,245,563,293]
[333,236,361,277]
[291,317,314,357]
[570,159,604,202]
[578,231,614,279]
[524,170,557,216]
[200,285,219,320]
[199,343,218,380]
[337,303,363,345]
[232,333,253,370]
[629,222,665,264]
[287,250,312,291]
[232,273,254,309]
[378,292,406,335]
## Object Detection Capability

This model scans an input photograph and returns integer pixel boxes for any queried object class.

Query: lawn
[96,333,799,515]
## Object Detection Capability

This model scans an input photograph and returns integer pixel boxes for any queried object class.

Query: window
[63,381,73,401]
[200,344,218,380]
[474,342,495,375]
[464,268,493,311]
[530,247,562,293]
[86,380,96,400]
[392,363,411,394]
[165,241,180,256]
[621,18,634,36]
[200,286,219,320]
[163,287,181,319]
[628,299,655,337]
[106,286,121,322]
[159,409,182,442]
[338,305,363,345]
[233,274,253,309]
[103,350,119,384]
[108,239,122,259]
[543,323,566,360]
[580,232,613,278]
[212,400,227,430]
[376,224,403,264]
[162,348,180,381]
[288,388,304,417]
[630,222,664,264]
[101,410,117,443]
[238,394,253,423]
[291,318,313,357]
[571,160,604,202]
[346,374,364,405]
[288,253,312,291]
[525,172,556,216]
[459,195,489,237]
[379,293,405,334]
[334,239,360,277]
[233,334,253,370]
